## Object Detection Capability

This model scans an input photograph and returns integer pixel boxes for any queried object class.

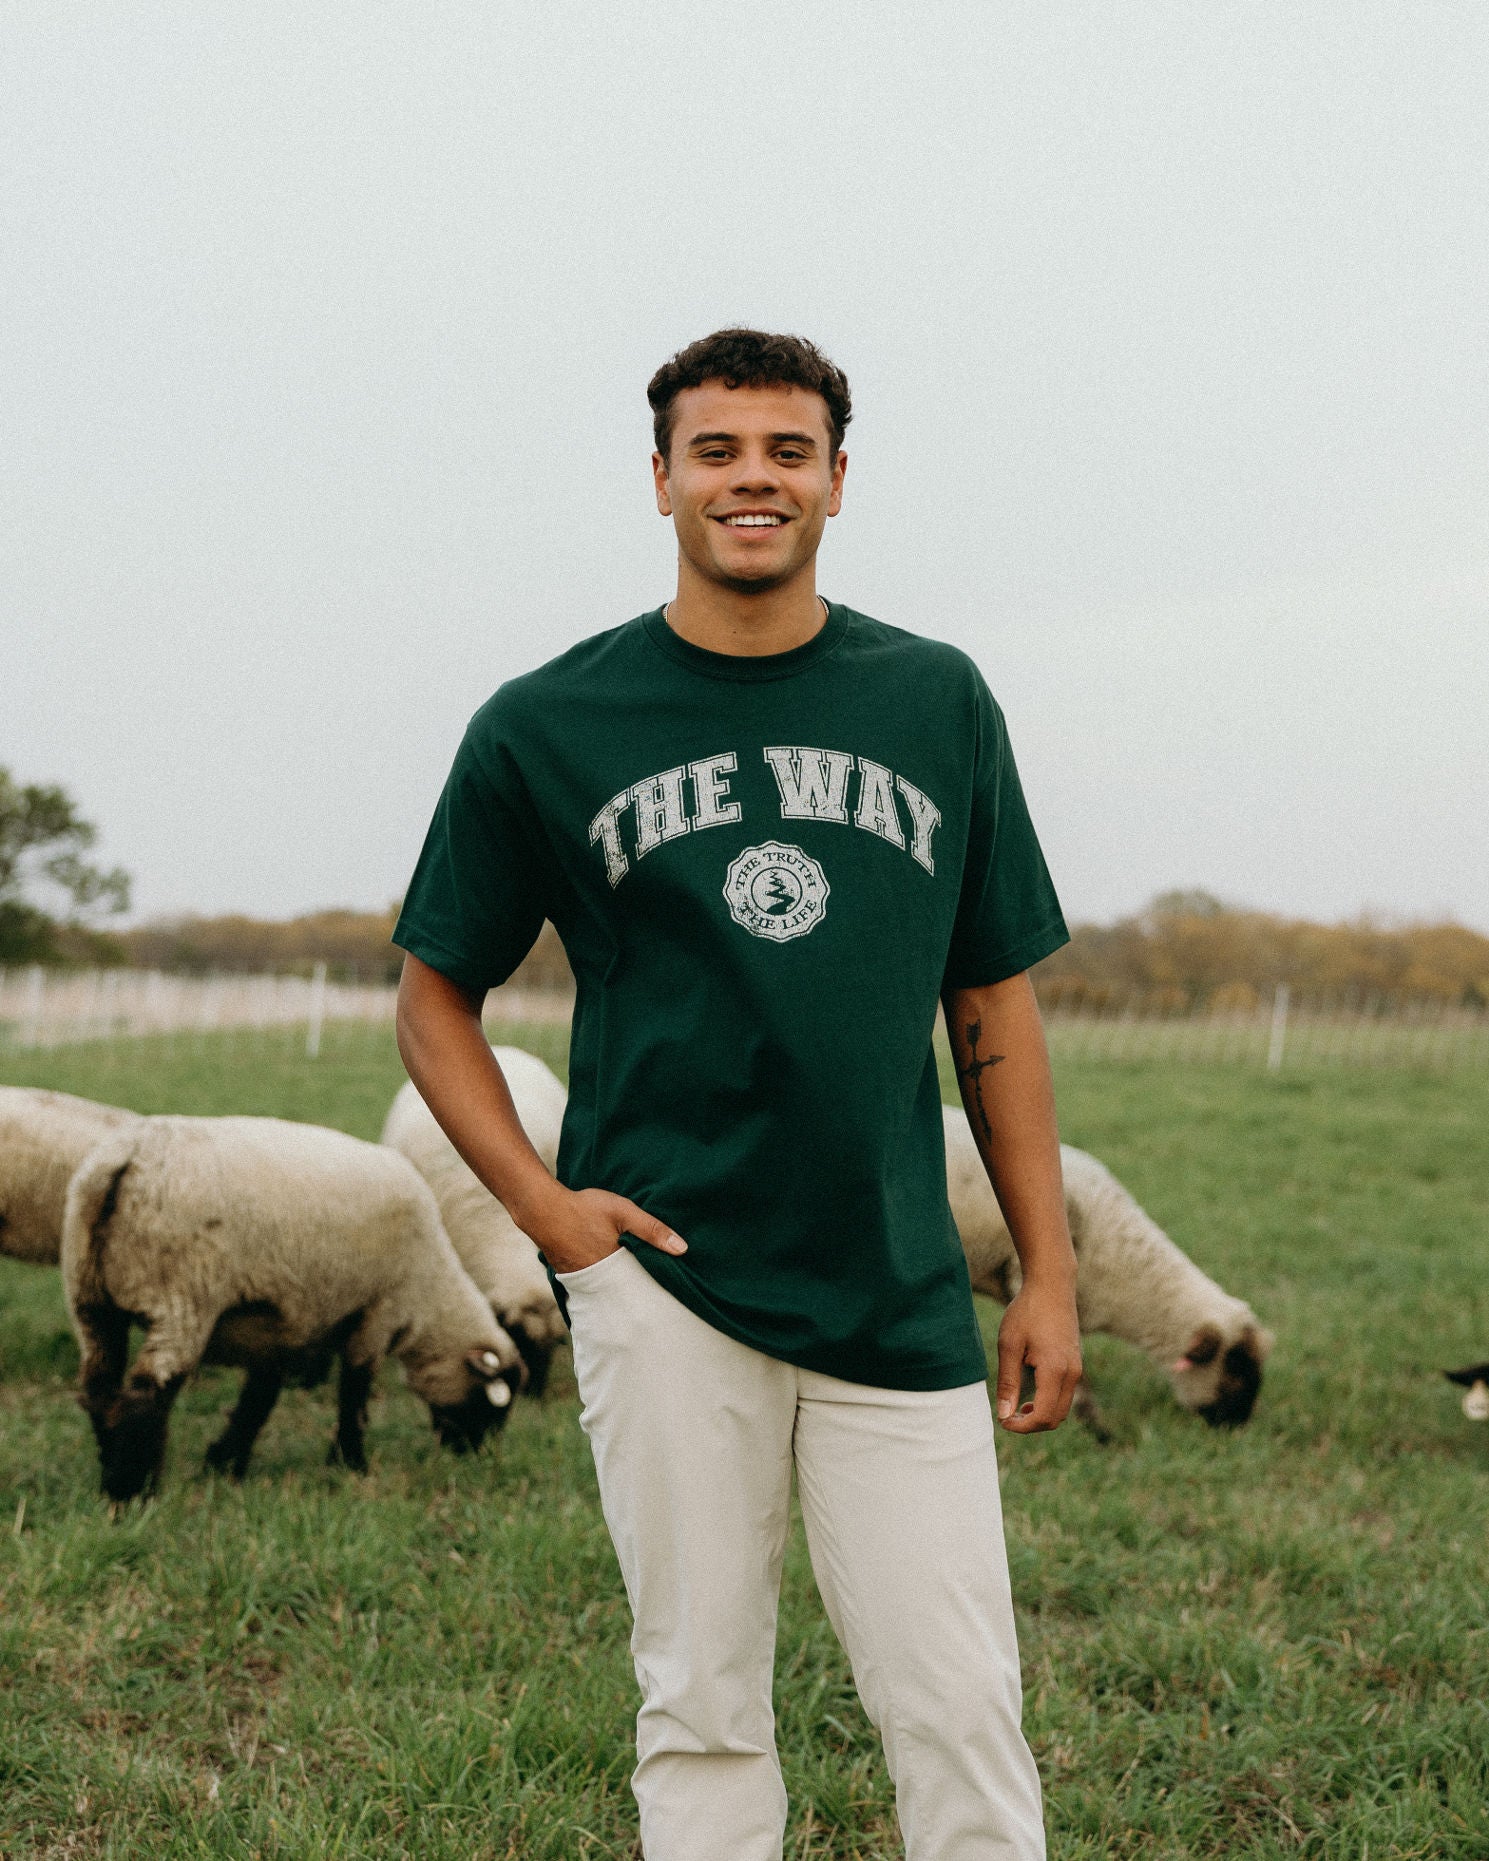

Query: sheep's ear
[1173,1325,1222,1373]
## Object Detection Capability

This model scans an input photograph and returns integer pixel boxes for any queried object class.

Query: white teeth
[725,514,782,526]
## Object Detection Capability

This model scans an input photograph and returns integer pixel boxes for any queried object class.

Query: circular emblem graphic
[723,841,830,943]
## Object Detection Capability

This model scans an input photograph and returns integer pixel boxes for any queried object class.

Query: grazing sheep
[0,1086,138,1266]
[944,1107,1274,1428]
[1445,1363,1489,1421]
[61,1115,525,1500]
[381,1046,569,1394]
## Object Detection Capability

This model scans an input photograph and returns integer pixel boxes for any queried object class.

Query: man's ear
[827,448,847,517]
[652,450,673,516]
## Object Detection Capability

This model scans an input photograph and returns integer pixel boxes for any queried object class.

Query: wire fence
[1036,981,1488,1071]
[1,966,1485,1071]
[0,965,568,1059]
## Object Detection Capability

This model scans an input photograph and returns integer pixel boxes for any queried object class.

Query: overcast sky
[5,3,1486,933]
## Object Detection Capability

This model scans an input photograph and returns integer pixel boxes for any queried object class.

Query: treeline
[17,893,1489,1010]
[119,910,407,982]
[112,910,575,991]
[1034,891,1489,1010]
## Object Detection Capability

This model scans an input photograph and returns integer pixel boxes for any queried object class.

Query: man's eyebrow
[684,430,821,450]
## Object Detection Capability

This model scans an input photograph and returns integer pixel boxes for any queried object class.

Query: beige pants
[558,1245,1046,1861]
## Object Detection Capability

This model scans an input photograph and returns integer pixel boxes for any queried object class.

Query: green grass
[2,1032,1487,1858]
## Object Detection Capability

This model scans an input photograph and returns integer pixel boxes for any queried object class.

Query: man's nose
[731,450,780,492]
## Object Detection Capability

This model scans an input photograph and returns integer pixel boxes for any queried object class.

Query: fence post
[306,961,327,1058]
[22,965,45,1047]
[80,968,101,1044]
[100,967,119,1056]
[1267,982,1290,1073]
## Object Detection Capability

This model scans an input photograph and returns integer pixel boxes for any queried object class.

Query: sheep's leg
[1071,1375,1113,1445]
[507,1321,555,1400]
[205,1365,284,1480]
[328,1354,375,1473]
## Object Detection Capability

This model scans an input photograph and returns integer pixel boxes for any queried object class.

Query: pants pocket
[555,1244,634,1292]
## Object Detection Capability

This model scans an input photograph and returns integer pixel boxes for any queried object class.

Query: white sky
[5,3,1486,932]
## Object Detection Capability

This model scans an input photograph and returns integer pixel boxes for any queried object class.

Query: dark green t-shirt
[394,603,1068,1390]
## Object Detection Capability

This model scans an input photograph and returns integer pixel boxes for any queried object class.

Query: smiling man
[393,329,1080,1860]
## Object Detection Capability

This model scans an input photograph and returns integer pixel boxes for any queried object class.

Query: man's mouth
[717,512,786,528]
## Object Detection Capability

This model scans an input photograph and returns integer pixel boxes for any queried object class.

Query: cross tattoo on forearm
[958,1017,1006,1146]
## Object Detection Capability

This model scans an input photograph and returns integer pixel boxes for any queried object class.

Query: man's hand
[520,1181,688,1277]
[995,1274,1082,1433]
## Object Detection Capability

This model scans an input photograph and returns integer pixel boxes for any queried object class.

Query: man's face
[653,380,846,595]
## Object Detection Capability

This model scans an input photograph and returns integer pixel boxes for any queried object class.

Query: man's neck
[664,570,828,659]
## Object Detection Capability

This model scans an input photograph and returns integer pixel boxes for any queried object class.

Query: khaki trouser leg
[562,1247,797,1861]
[793,1372,1047,1860]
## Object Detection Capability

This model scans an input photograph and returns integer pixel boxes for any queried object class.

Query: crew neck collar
[641,601,848,683]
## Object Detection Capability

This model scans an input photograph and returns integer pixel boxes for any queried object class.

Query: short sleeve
[942,675,1069,990]
[392,712,552,994]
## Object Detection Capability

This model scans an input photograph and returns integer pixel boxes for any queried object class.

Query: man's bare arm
[943,970,1081,1433]
[395,953,687,1274]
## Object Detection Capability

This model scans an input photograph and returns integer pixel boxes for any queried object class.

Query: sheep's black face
[428,1373,519,1454]
[97,1374,185,1502]
[1196,1340,1264,1427]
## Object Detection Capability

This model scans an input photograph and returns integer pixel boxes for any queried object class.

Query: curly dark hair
[647,328,853,462]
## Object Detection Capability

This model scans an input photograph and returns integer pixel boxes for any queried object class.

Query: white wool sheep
[0,1086,138,1266]
[944,1106,1274,1427]
[381,1046,569,1393]
[61,1114,525,1500]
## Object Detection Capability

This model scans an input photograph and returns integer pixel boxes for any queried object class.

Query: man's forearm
[943,971,1075,1288]
[394,952,687,1274]
[944,970,1080,1431]
[394,953,561,1234]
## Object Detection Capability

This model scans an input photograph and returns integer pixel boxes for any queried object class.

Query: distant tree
[1145,888,1227,921]
[0,767,131,963]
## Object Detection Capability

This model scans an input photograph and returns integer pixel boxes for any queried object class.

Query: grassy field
[1,1030,1486,1859]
